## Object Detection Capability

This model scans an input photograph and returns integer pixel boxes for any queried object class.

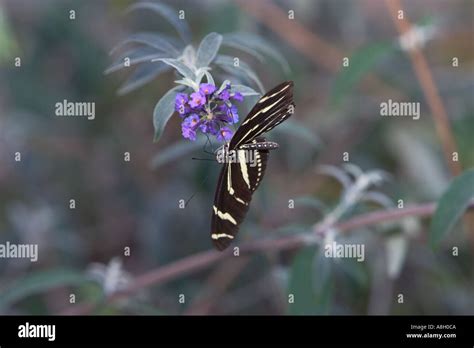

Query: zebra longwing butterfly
[211,81,295,250]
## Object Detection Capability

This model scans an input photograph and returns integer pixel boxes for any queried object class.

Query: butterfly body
[240,141,279,150]
[211,81,295,251]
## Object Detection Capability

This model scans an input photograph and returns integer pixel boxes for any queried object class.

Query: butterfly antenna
[191,157,216,161]
[184,173,212,207]
[202,134,215,156]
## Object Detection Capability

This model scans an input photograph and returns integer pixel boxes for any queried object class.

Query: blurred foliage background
[0,0,473,315]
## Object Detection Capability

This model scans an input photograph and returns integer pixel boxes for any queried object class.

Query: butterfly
[211,81,295,250]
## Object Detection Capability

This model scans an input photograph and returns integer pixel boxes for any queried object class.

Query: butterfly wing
[211,138,269,251]
[211,80,295,251]
[230,81,295,149]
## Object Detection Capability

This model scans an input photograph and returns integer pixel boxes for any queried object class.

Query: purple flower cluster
[175,83,244,142]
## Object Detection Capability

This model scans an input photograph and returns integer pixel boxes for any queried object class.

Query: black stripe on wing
[230,81,294,149]
[211,137,269,251]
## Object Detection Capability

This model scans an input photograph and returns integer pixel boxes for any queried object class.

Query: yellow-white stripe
[227,163,234,195]
[234,196,246,205]
[211,233,234,240]
[238,150,251,189]
[225,163,247,205]
[213,205,237,225]
[241,95,286,126]
[257,83,290,104]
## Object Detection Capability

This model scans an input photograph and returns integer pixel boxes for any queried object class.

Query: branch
[235,0,406,98]
[59,202,444,315]
[384,0,462,176]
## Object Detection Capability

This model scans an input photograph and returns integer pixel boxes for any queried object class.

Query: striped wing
[211,138,269,251]
[230,81,294,149]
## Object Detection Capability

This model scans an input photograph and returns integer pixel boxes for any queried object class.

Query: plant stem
[59,201,448,315]
[384,0,462,176]
[235,0,406,99]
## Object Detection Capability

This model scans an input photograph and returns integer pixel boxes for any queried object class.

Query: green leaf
[429,169,474,247]
[196,32,223,68]
[154,58,195,80]
[312,249,333,314]
[338,257,369,289]
[0,269,89,312]
[127,2,191,43]
[153,86,183,142]
[287,247,332,315]
[150,137,208,169]
[331,42,396,106]
[288,247,315,315]
[0,8,18,64]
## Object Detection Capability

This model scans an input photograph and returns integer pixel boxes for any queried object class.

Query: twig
[333,202,435,232]
[236,0,340,72]
[59,202,444,315]
[384,0,462,176]
[235,0,406,98]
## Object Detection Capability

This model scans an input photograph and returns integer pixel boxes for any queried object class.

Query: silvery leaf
[196,32,223,68]
[127,2,191,43]
[203,71,215,85]
[316,165,353,190]
[109,32,180,57]
[195,69,206,85]
[385,234,408,279]
[217,79,231,94]
[221,40,265,62]
[181,45,196,67]
[223,32,290,74]
[360,191,394,209]
[174,77,198,91]
[214,55,264,93]
[105,48,168,74]
[342,163,364,179]
[118,62,170,95]
[153,58,195,80]
[153,86,184,142]
[229,84,260,96]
